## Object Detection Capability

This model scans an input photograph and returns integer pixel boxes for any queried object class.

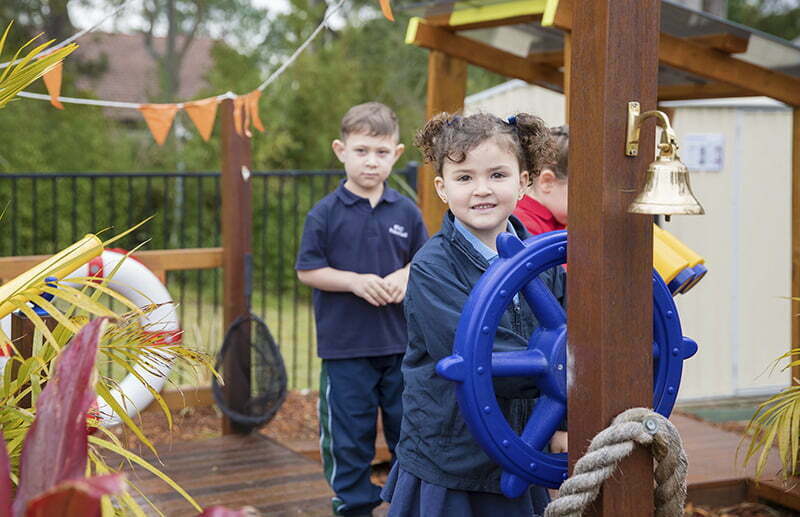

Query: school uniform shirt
[295,180,428,359]
[514,195,565,236]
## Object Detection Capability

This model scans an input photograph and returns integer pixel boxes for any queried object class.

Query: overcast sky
[69,0,290,34]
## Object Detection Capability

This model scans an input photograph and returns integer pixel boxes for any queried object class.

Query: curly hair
[414,112,556,179]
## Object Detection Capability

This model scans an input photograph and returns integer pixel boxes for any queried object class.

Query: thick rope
[544,407,687,517]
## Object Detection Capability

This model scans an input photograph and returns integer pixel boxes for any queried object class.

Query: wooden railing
[0,247,223,284]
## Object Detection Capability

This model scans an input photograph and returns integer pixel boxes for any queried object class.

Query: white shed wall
[667,105,792,400]
[464,80,566,127]
[465,81,793,402]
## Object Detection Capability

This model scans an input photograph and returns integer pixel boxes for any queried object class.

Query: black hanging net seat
[212,313,288,431]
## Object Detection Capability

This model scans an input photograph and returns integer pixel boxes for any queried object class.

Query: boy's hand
[352,274,394,306]
[550,431,568,454]
[383,267,410,303]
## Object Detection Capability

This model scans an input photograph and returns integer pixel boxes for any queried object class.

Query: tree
[92,0,266,103]
[0,0,506,172]
[728,0,800,41]
[223,0,505,170]
[0,0,74,46]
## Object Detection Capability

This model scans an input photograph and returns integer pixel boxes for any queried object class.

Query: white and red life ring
[0,249,181,426]
[72,249,181,425]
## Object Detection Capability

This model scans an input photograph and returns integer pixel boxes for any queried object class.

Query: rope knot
[544,407,687,517]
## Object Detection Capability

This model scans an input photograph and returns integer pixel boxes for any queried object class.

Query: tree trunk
[164,0,179,102]
[45,0,75,41]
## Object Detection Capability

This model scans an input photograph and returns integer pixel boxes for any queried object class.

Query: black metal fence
[0,165,418,389]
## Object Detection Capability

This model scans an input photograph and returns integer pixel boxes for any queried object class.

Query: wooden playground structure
[405,0,800,512]
[4,0,800,514]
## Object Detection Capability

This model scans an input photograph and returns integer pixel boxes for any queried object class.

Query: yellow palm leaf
[88,436,202,512]
[0,22,77,109]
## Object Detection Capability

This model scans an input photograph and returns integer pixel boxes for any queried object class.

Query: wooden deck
[674,413,800,511]
[126,414,800,515]
[126,433,333,516]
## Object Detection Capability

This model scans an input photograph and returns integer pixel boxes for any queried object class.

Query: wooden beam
[547,0,800,106]
[10,312,57,409]
[658,82,758,101]
[0,247,224,283]
[659,32,800,106]
[418,50,467,234]
[748,478,800,512]
[133,248,223,271]
[569,0,657,515]
[563,34,571,120]
[141,386,215,413]
[219,98,253,435]
[690,33,749,54]
[412,16,760,103]
[407,19,563,90]
[793,107,800,386]
[528,49,565,68]
[543,0,573,31]
[528,32,748,69]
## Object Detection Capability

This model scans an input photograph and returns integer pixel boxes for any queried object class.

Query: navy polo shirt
[295,180,428,359]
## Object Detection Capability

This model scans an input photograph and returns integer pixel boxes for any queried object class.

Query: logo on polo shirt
[389,224,408,238]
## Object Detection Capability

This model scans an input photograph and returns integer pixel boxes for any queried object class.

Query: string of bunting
[0,2,129,70]
[11,0,381,146]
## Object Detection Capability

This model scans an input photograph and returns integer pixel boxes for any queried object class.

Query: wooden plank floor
[125,414,800,516]
[125,433,333,516]
[674,413,800,510]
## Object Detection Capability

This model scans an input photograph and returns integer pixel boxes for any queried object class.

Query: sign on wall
[683,133,724,172]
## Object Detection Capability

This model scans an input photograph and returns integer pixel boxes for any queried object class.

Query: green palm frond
[740,347,800,479]
[0,22,77,109]
[0,300,213,512]
[0,228,214,514]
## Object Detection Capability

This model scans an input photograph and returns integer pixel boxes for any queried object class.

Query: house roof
[73,32,215,118]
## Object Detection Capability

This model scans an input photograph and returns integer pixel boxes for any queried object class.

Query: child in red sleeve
[514,125,568,235]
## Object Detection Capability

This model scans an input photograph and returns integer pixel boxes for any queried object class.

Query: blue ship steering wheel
[436,230,697,496]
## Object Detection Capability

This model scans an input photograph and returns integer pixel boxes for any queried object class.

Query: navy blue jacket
[395,211,564,493]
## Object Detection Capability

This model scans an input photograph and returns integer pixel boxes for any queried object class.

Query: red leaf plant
[0,318,256,517]
[0,319,125,517]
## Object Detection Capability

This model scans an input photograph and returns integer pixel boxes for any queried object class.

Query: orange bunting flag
[138,104,179,146]
[232,91,266,138]
[184,97,219,141]
[233,95,247,137]
[246,90,265,133]
[379,0,395,21]
[41,60,64,110]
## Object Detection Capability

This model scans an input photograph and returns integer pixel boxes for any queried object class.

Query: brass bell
[625,102,704,219]
[628,142,705,217]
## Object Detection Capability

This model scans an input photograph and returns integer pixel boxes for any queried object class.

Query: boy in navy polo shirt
[295,102,428,517]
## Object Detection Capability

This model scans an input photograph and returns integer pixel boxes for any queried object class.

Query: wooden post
[10,311,57,408]
[418,49,467,234]
[568,0,658,514]
[792,108,800,385]
[220,98,253,435]
[563,33,571,121]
